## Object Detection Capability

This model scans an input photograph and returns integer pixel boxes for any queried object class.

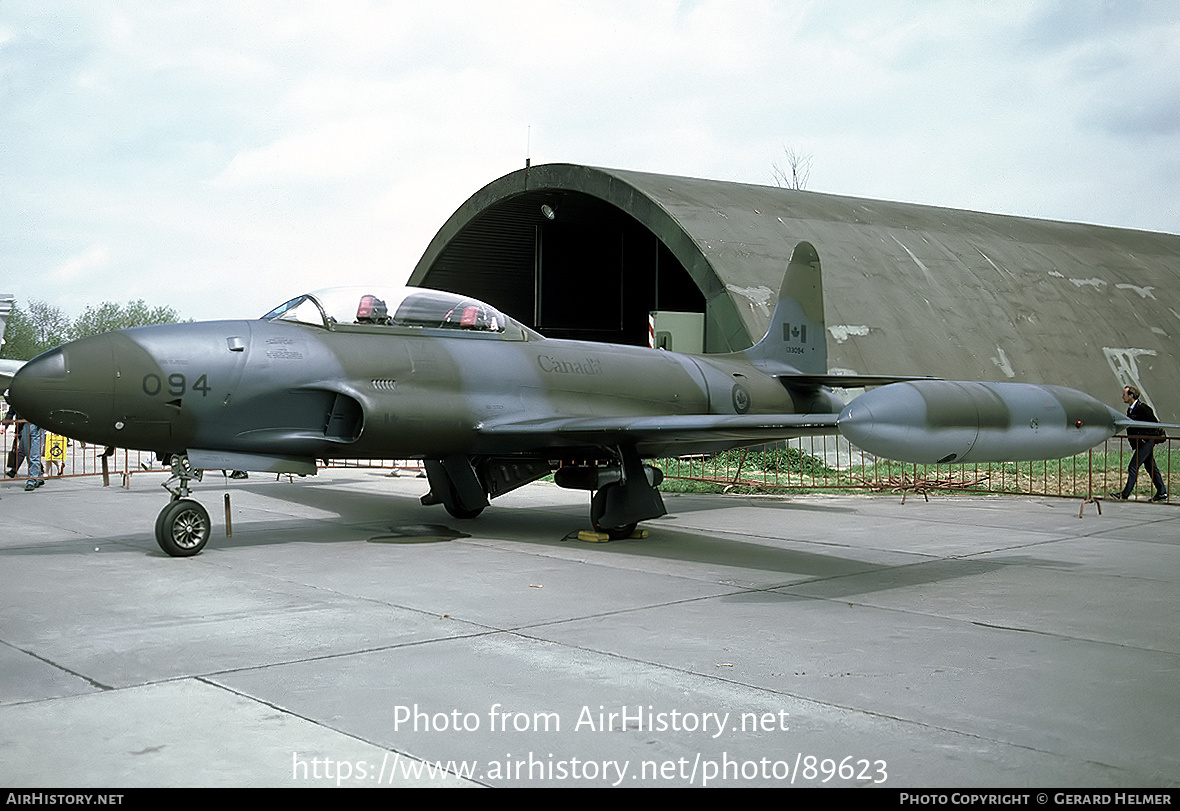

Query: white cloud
[215,122,388,186]
[0,0,1176,322]
[53,244,111,282]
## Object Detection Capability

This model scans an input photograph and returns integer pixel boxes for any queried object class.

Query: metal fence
[1,422,429,488]
[656,435,1176,505]
[2,420,1173,507]
[2,423,151,487]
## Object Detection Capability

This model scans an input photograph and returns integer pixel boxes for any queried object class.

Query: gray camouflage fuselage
[10,315,820,463]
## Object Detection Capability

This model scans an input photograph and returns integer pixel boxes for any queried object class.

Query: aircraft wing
[476,412,840,457]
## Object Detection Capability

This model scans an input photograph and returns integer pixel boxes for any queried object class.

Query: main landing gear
[590,485,638,540]
[582,447,666,540]
[423,448,667,540]
[155,454,211,557]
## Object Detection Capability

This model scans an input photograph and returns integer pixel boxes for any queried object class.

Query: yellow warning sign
[45,433,67,463]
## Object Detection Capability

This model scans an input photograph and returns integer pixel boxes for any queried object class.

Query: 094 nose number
[142,373,211,397]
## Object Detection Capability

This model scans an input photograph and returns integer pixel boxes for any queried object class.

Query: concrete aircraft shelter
[410,163,1180,423]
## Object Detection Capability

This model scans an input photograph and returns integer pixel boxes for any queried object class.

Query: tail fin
[743,241,827,375]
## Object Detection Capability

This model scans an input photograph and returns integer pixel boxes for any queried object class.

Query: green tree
[0,301,71,361]
[0,299,186,361]
[70,300,184,340]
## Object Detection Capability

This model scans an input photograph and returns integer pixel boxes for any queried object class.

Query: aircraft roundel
[732,384,751,414]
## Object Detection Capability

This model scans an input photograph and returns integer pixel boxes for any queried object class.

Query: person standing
[5,404,44,491]
[4,407,18,483]
[22,418,44,490]
[1112,386,1168,502]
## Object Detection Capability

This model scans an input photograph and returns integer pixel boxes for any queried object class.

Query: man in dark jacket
[1113,386,1168,502]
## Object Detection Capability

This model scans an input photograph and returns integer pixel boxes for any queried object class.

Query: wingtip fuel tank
[837,380,1120,464]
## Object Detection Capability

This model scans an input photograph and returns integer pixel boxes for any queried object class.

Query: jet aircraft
[7,242,1157,556]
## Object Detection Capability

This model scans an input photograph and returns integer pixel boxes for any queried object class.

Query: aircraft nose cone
[8,347,68,421]
[8,337,115,438]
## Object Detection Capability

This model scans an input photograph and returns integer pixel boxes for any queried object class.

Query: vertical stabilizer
[743,241,827,375]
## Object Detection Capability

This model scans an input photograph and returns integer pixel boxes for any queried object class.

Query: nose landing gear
[155,499,211,557]
[155,454,211,557]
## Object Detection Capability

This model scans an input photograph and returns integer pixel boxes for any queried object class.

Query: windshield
[261,287,509,333]
[261,295,329,326]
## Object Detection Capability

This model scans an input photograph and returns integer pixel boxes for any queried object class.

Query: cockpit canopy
[261,287,534,339]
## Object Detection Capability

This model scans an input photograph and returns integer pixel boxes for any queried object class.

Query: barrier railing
[3,420,1171,506]
[656,435,1175,504]
[2,423,157,486]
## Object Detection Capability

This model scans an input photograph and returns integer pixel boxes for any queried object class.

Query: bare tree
[772,146,812,190]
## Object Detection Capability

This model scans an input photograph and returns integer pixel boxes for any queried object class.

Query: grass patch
[654,441,1178,500]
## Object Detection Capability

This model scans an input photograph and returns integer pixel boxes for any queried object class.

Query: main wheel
[445,502,484,519]
[590,485,637,540]
[155,499,211,557]
[441,473,486,519]
[593,520,637,541]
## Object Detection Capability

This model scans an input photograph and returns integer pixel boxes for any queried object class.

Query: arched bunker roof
[412,163,1180,421]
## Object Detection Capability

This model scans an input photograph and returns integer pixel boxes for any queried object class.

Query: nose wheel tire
[155,499,211,557]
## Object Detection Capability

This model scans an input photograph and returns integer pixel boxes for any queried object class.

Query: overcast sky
[2,1,1177,322]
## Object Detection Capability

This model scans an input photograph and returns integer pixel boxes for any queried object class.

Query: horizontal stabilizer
[742,242,936,391]
[777,373,936,390]
[1112,414,1178,436]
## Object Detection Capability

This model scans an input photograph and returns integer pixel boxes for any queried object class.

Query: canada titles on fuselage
[536,355,604,376]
